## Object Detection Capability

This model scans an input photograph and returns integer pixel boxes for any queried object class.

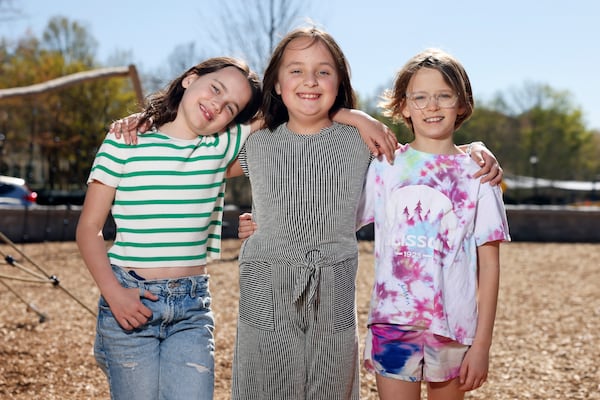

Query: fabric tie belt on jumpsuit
[292,249,323,307]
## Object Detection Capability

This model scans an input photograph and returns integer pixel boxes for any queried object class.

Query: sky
[2,0,599,130]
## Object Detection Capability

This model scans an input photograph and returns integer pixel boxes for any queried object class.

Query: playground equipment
[0,231,96,322]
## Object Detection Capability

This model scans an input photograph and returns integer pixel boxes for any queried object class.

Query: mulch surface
[0,240,598,399]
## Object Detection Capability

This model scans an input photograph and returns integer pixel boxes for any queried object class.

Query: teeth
[425,117,443,122]
[200,104,212,121]
[298,93,319,99]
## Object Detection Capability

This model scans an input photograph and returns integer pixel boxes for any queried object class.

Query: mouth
[423,116,444,123]
[297,93,320,100]
[200,104,214,121]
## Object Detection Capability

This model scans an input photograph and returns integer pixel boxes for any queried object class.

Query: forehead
[408,67,451,91]
[207,66,245,82]
[282,37,335,63]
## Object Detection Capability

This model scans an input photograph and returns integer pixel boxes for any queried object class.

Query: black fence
[1,205,599,243]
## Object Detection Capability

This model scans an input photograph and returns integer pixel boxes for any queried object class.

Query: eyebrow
[214,78,240,114]
[284,59,335,68]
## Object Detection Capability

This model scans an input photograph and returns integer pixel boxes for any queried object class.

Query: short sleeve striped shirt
[87,124,250,268]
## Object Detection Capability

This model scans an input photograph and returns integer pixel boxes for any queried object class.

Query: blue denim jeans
[94,265,215,400]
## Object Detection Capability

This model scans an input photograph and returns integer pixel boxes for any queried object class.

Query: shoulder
[245,125,280,144]
[332,121,360,135]
[96,132,131,157]
[224,123,252,138]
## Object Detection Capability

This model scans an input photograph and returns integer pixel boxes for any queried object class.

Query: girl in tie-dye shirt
[357,49,510,400]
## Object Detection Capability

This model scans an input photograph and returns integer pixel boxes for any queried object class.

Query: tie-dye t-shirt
[356,145,510,345]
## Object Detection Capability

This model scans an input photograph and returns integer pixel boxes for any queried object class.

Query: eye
[212,84,221,94]
[438,92,453,100]
[318,70,331,76]
[226,104,235,115]
[412,94,427,102]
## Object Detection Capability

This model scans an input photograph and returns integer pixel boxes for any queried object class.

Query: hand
[458,345,490,392]
[105,286,158,330]
[238,212,257,240]
[470,144,503,186]
[108,113,148,145]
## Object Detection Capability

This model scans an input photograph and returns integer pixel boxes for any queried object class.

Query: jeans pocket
[238,261,274,331]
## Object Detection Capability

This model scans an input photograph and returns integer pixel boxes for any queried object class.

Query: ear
[182,74,198,89]
[401,101,411,119]
[274,82,281,95]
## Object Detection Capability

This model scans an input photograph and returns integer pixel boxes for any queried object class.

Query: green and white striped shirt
[88,124,250,268]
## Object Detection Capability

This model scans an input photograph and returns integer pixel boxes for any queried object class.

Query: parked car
[0,175,38,206]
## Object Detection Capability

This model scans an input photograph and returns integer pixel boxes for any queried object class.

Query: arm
[76,182,157,330]
[226,158,244,178]
[112,115,266,146]
[332,108,398,163]
[458,241,500,392]
[249,117,265,133]
[459,142,503,186]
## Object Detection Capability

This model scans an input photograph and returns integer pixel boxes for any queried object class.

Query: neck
[410,137,461,155]
[286,116,333,135]
[159,121,204,140]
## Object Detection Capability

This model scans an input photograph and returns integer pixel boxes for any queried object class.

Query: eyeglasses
[406,91,459,109]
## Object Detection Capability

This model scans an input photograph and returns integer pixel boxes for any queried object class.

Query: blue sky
[2,0,599,130]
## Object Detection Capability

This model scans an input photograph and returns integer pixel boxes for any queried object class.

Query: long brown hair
[261,26,356,130]
[137,57,262,130]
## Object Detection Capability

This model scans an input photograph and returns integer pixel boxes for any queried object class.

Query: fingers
[239,212,252,221]
[472,151,503,186]
[491,165,504,186]
[458,361,488,392]
[142,290,159,302]
[109,120,128,142]
[238,213,256,240]
[115,289,155,330]
[479,163,503,186]
[109,120,122,138]
[458,375,487,392]
[482,164,503,186]
[118,306,151,330]
[374,128,398,164]
[108,114,142,145]
[238,223,257,240]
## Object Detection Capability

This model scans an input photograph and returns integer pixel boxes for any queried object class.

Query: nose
[426,95,441,110]
[304,73,318,87]
[212,98,224,114]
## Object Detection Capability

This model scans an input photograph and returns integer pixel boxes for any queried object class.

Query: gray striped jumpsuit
[232,122,372,400]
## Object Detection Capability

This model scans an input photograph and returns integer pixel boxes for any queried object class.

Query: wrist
[467,141,486,156]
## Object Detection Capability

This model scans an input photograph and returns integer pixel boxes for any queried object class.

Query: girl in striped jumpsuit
[226,27,373,400]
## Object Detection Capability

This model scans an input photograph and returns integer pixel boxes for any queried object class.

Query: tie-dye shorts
[363,324,469,382]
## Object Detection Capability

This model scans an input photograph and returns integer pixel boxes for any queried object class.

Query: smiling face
[274,37,341,134]
[401,67,466,148]
[167,66,253,138]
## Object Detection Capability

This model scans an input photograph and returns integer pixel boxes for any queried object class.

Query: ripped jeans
[94,265,215,400]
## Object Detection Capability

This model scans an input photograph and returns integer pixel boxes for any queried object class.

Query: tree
[487,83,595,180]
[192,0,316,205]
[197,0,316,75]
[42,16,97,67]
[0,17,138,191]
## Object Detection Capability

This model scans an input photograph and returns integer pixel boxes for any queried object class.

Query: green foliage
[0,17,138,189]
